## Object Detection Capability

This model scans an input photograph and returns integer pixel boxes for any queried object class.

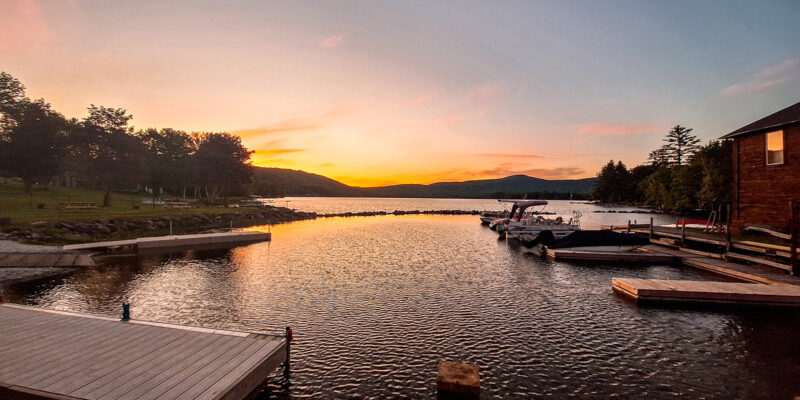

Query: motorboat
[491,200,581,239]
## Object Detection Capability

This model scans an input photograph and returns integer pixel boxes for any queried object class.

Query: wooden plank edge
[0,382,82,400]
[629,293,800,306]
[725,252,793,272]
[681,258,781,285]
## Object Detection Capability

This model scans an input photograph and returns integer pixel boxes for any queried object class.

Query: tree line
[593,125,732,213]
[0,72,254,205]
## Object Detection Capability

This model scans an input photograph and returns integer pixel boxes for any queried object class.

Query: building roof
[721,100,800,139]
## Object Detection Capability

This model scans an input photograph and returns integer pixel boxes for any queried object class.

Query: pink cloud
[721,58,799,96]
[319,34,346,48]
[575,123,662,135]
[408,92,437,106]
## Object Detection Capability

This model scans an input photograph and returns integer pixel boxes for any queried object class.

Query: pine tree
[662,125,700,165]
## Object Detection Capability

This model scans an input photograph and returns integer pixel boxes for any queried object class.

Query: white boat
[492,200,581,239]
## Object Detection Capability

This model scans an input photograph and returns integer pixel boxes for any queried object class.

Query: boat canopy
[498,200,548,220]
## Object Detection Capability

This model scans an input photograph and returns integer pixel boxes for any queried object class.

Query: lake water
[4,199,800,399]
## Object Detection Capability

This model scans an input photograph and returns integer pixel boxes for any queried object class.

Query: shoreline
[0,207,482,246]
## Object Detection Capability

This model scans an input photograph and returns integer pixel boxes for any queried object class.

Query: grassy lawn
[0,180,250,225]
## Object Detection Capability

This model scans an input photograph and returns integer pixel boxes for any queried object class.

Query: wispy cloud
[233,121,320,137]
[721,58,800,96]
[408,92,437,106]
[254,148,305,156]
[574,123,662,135]
[474,153,544,159]
[319,34,346,48]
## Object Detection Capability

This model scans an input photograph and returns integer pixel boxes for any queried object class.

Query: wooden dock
[638,244,800,286]
[62,231,271,255]
[613,278,800,306]
[0,303,288,400]
[544,247,678,263]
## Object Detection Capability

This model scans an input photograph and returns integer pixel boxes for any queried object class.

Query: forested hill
[251,167,354,196]
[358,175,596,198]
[251,168,596,198]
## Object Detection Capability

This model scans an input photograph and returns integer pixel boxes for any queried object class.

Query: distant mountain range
[251,167,596,198]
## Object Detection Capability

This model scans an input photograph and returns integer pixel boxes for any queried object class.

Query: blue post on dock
[121,302,130,321]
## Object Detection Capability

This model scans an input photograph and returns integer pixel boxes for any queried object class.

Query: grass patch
[0,180,249,225]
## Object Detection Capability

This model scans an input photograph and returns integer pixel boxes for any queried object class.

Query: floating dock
[62,231,271,255]
[612,278,800,306]
[0,303,287,400]
[544,247,678,263]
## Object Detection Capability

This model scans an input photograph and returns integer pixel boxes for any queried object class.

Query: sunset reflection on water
[7,214,800,399]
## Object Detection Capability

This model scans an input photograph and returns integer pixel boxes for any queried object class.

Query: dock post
[649,217,654,240]
[680,219,686,247]
[121,302,130,321]
[627,220,631,233]
[169,219,173,236]
[283,326,292,386]
[725,205,732,252]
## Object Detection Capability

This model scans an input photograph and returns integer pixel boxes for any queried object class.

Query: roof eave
[720,118,800,139]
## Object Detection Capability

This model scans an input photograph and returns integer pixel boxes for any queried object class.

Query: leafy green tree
[593,160,632,202]
[78,105,144,206]
[629,164,659,202]
[692,140,733,210]
[662,125,700,165]
[647,147,670,166]
[192,132,253,204]
[0,72,28,123]
[0,73,67,188]
[640,167,672,209]
[137,128,196,202]
[667,164,702,212]
[0,100,67,188]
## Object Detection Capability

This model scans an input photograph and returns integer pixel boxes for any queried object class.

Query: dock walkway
[638,244,800,286]
[62,231,271,255]
[0,304,287,400]
[613,278,800,305]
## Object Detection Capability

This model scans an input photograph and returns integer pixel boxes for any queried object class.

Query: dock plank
[97,335,227,400]
[83,333,218,399]
[0,304,286,400]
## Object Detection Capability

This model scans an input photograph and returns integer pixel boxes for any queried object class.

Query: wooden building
[721,100,800,234]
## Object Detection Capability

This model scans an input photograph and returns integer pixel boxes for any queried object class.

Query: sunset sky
[2,0,800,186]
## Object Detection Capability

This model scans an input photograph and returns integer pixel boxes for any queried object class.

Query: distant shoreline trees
[593,125,732,213]
[0,71,253,204]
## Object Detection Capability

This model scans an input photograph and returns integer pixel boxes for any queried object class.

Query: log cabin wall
[732,123,800,233]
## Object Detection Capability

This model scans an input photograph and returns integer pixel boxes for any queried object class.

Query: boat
[479,210,510,225]
[492,200,581,240]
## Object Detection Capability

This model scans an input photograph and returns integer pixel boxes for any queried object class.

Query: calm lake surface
[5,199,800,399]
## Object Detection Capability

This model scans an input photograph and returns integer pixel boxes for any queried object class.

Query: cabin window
[766,130,784,165]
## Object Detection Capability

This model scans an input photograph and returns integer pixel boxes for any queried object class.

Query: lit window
[766,130,784,165]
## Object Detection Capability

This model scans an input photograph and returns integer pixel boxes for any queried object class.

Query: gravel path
[0,240,63,253]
